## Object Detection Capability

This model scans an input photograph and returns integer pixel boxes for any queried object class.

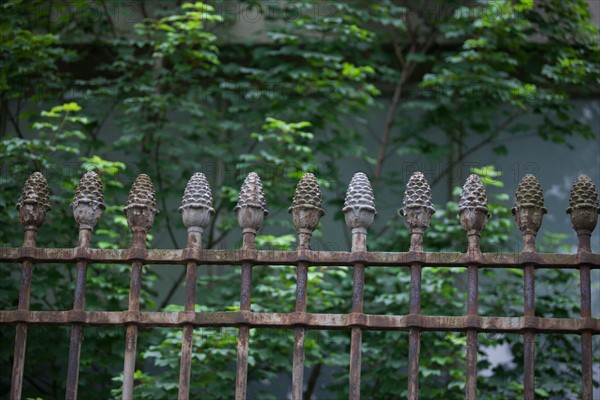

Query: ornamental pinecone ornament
[124,174,159,233]
[17,172,51,230]
[400,172,435,251]
[343,173,376,251]
[566,174,599,236]
[400,172,435,215]
[459,174,489,238]
[179,172,214,233]
[235,172,268,234]
[512,175,546,249]
[72,171,105,230]
[289,173,324,248]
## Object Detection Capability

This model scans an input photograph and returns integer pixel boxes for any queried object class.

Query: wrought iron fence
[1,169,598,400]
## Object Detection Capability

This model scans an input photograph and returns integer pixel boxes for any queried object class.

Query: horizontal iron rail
[0,248,599,267]
[1,310,598,333]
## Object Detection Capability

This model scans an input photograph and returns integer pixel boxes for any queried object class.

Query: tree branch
[6,108,24,138]
[375,110,525,238]
[304,362,322,400]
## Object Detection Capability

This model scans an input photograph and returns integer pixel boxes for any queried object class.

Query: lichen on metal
[123,174,159,234]
[179,172,214,233]
[17,171,51,231]
[71,171,106,230]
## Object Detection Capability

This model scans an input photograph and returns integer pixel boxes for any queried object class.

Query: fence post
[66,171,105,400]
[122,174,158,400]
[177,173,214,399]
[513,174,546,400]
[567,174,599,400]
[289,172,324,400]
[343,172,376,400]
[400,171,435,400]
[234,172,267,400]
[459,174,489,400]
[11,172,50,400]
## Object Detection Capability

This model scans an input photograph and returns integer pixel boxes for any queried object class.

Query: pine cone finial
[400,172,435,250]
[124,174,159,233]
[458,174,489,245]
[17,172,51,230]
[289,173,324,215]
[234,172,268,215]
[459,174,489,214]
[72,171,105,229]
[179,172,214,232]
[567,174,599,213]
[235,172,268,233]
[343,172,376,215]
[512,174,546,250]
[566,174,599,238]
[514,174,545,211]
[343,172,376,249]
[400,171,435,215]
[289,173,324,248]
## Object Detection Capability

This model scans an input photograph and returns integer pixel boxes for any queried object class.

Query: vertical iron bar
[177,260,198,399]
[178,228,202,400]
[408,263,422,400]
[292,262,308,400]
[349,263,365,400]
[580,265,592,400]
[11,229,37,400]
[466,264,478,400]
[122,260,142,400]
[523,264,535,400]
[235,230,256,400]
[11,259,33,400]
[578,230,593,399]
[66,229,92,400]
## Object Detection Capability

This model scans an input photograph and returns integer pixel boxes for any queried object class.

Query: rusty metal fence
[1,169,598,400]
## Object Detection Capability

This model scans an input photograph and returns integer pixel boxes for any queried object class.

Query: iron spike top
[179,172,214,213]
[17,171,51,212]
[124,174,159,214]
[17,172,51,230]
[288,172,324,216]
[400,171,435,216]
[343,172,376,214]
[513,174,546,213]
[234,172,268,215]
[567,174,599,214]
[72,171,106,211]
[458,174,489,215]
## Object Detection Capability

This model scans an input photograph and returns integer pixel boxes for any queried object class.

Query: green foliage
[1,0,598,399]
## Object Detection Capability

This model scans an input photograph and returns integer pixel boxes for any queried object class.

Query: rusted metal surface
[3,246,599,268]
[0,310,598,332]
[344,172,375,400]
[66,172,105,400]
[3,171,600,400]
[459,175,489,400]
[401,172,435,400]
[177,172,214,400]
